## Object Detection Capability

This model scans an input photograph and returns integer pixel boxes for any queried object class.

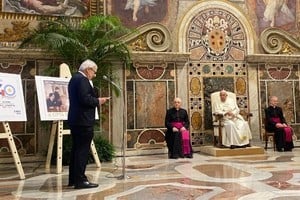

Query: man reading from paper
[213,89,252,148]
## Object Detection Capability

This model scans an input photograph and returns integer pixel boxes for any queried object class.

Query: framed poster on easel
[35,76,70,121]
[0,72,26,179]
[0,73,27,121]
[35,64,101,174]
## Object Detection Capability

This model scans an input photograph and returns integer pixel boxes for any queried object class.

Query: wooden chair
[264,118,276,151]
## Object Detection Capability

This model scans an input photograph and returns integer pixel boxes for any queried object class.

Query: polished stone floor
[1,145,300,200]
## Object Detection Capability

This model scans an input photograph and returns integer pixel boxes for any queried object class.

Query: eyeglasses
[89,68,97,73]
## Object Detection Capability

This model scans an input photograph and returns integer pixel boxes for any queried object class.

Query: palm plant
[21,15,132,161]
[20,15,131,89]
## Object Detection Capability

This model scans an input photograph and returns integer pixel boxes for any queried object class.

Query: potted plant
[20,14,132,162]
[20,14,131,89]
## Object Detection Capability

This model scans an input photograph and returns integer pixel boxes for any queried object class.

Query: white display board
[35,76,70,121]
[0,73,27,121]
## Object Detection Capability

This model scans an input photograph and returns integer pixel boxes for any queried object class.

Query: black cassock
[265,106,294,151]
[165,107,192,158]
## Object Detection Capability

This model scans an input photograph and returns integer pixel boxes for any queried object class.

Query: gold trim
[0,0,104,20]
[0,21,30,42]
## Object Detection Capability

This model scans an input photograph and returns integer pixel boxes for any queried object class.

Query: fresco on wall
[247,0,297,34]
[2,0,90,17]
[107,0,170,28]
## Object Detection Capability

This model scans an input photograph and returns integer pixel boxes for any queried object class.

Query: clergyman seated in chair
[265,96,294,152]
[165,97,193,159]
[211,89,252,149]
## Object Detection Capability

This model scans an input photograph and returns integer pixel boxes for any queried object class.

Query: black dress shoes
[74,181,98,189]
[277,148,283,152]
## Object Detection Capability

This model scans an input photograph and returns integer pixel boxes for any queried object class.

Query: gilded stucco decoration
[0,0,102,19]
[122,22,172,52]
[0,21,31,42]
[260,27,300,54]
[0,0,103,44]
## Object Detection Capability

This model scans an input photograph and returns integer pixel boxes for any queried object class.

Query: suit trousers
[69,125,94,185]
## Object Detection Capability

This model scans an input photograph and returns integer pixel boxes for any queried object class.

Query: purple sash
[271,117,293,142]
[171,122,191,155]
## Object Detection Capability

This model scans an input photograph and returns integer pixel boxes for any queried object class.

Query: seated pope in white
[213,90,252,148]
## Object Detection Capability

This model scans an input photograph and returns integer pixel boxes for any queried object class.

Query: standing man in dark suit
[68,59,110,189]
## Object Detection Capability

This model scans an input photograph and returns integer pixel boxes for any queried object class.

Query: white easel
[0,122,25,179]
[45,63,101,173]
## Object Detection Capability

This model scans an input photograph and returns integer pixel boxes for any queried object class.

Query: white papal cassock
[213,96,252,147]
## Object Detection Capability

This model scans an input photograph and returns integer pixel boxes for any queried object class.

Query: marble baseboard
[199,145,265,157]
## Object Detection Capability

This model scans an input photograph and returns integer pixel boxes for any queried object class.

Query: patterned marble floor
[1,146,300,200]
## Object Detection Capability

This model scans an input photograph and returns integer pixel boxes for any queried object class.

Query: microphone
[103,75,122,92]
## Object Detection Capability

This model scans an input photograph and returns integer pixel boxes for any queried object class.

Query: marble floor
[1,145,300,200]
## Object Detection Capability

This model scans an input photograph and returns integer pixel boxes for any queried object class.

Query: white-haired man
[165,97,193,159]
[213,90,252,148]
[68,59,110,189]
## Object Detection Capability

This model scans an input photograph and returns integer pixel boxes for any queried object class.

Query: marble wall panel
[296,83,300,124]
[135,81,166,129]
[127,81,135,130]
[126,61,176,150]
[259,63,300,140]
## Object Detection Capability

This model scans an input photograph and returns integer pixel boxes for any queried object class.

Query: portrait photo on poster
[0,72,27,122]
[35,76,70,121]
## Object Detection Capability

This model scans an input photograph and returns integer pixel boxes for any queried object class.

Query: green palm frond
[20,15,132,94]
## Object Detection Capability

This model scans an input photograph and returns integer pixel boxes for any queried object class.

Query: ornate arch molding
[260,27,300,54]
[121,22,172,52]
[178,0,255,54]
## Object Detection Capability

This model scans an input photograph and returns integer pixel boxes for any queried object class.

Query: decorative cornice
[246,54,300,63]
[0,49,59,59]
[130,52,190,63]
[260,27,300,55]
[121,22,172,52]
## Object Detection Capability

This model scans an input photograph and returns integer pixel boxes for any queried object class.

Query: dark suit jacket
[68,72,99,127]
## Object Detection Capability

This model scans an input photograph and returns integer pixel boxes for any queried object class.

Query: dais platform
[199,145,265,157]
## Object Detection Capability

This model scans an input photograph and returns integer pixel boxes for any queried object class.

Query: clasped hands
[275,123,289,128]
[172,127,186,132]
[224,111,235,118]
